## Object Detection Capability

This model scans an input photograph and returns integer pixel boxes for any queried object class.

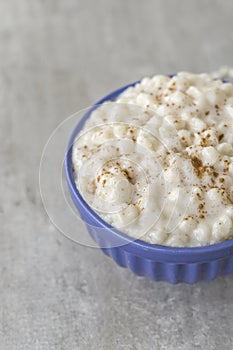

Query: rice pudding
[72,72,233,247]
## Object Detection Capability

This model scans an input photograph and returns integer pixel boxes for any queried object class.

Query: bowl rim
[64,78,233,262]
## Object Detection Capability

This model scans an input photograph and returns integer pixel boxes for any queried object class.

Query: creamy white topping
[72,72,233,247]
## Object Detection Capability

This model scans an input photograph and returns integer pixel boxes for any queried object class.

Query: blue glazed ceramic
[65,80,233,284]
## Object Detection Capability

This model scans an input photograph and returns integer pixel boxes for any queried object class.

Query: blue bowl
[65,80,233,284]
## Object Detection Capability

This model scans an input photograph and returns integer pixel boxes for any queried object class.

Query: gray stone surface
[1,0,233,349]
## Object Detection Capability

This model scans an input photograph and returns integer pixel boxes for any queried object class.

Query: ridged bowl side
[87,225,233,284]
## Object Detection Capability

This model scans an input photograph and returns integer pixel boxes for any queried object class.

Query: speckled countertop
[1,1,233,349]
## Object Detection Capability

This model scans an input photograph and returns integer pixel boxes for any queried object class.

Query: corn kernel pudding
[72,72,233,247]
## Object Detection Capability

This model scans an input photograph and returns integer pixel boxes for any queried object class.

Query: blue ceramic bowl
[65,80,233,284]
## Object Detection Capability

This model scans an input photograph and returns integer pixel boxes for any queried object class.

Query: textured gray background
[1,0,233,349]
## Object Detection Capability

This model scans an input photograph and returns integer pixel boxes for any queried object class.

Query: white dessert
[72,72,233,247]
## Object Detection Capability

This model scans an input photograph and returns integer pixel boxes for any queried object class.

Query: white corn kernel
[201,146,219,165]
[212,215,232,241]
[190,117,207,132]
